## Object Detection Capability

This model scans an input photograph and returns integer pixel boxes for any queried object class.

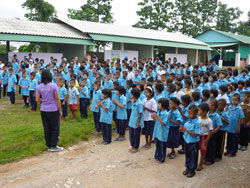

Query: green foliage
[0,44,17,53]
[133,0,174,31]
[215,2,243,32]
[22,0,56,22]
[18,43,48,53]
[67,0,113,23]
[236,11,250,36]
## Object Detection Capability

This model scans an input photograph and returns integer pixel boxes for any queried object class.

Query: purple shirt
[36,83,58,112]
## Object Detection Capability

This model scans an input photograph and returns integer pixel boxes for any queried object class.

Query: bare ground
[0,133,249,188]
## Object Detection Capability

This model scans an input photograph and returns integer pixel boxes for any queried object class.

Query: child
[142,87,157,149]
[90,81,102,134]
[68,79,80,121]
[128,88,144,153]
[113,86,127,141]
[216,99,229,161]
[137,83,146,101]
[58,78,68,122]
[217,85,230,111]
[152,98,170,163]
[126,80,133,125]
[201,89,210,103]
[205,99,223,165]
[155,83,165,103]
[209,74,218,90]
[7,69,17,104]
[79,79,90,119]
[193,78,202,95]
[99,89,113,145]
[103,73,113,89]
[200,75,210,91]
[167,97,182,159]
[197,103,213,171]
[210,88,219,100]
[225,93,244,157]
[239,91,250,151]
[18,71,30,108]
[1,66,8,98]
[174,81,185,101]
[183,79,194,97]
[180,105,200,178]
[190,92,200,106]
[29,72,38,112]
[166,83,176,98]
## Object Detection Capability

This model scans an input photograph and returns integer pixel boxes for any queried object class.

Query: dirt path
[0,133,249,188]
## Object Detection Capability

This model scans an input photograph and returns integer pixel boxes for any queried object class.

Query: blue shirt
[18,78,30,96]
[29,79,38,91]
[79,85,89,99]
[35,72,41,85]
[200,83,210,91]
[91,89,102,112]
[181,105,190,125]
[227,105,244,133]
[68,87,79,105]
[139,93,146,102]
[1,71,8,85]
[99,98,113,124]
[58,86,67,100]
[7,74,17,92]
[218,110,230,131]
[119,77,127,88]
[128,99,144,128]
[209,82,219,90]
[103,80,113,90]
[132,75,141,85]
[153,110,170,142]
[126,88,132,109]
[209,112,223,129]
[216,79,228,88]
[190,101,200,106]
[116,95,127,120]
[183,118,201,143]
[169,109,182,127]
[155,92,164,103]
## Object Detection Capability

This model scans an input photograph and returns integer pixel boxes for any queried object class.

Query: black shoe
[178,149,185,154]
[151,139,156,144]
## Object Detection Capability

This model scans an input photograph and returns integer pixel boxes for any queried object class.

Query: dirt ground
[0,133,249,188]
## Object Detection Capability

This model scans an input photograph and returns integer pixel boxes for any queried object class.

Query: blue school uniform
[35,72,41,85]
[126,88,132,110]
[139,93,146,101]
[132,75,141,86]
[7,74,17,92]
[236,89,244,102]
[29,79,38,91]
[213,65,219,72]
[128,99,144,129]
[153,110,170,142]
[193,86,202,95]
[79,85,89,99]
[91,89,102,112]
[119,77,127,88]
[99,98,113,125]
[18,78,29,96]
[183,118,200,143]
[103,79,113,89]
[200,83,210,91]
[198,66,207,72]
[190,101,200,106]
[59,86,68,118]
[209,82,219,90]
[216,79,228,88]
[209,112,223,130]
[227,105,244,133]
[116,95,127,120]
[155,92,164,103]
[219,110,230,131]
[1,71,8,85]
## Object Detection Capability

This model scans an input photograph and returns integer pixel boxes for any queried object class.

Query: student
[126,80,133,125]
[111,81,119,129]
[200,75,210,91]
[103,73,113,89]
[239,91,250,151]
[18,71,30,108]
[58,78,68,122]
[79,79,90,119]
[7,69,17,104]
[167,97,182,159]
[217,71,228,88]
[190,91,200,106]
[128,88,144,153]
[205,99,223,165]
[132,69,141,88]
[1,66,8,98]
[29,72,38,112]
[216,99,229,161]
[209,74,219,90]
[237,80,245,102]
[155,83,165,103]
[210,88,219,100]
[174,81,185,101]
[68,79,80,121]
[112,86,127,141]
[137,83,146,101]
[217,85,230,111]
[166,83,176,99]
[193,78,202,95]
[142,86,157,149]
[152,98,170,163]
[197,103,213,171]
[180,105,200,178]
[183,79,194,97]
[90,81,102,134]
[99,89,113,145]
[201,89,210,103]
[225,93,244,157]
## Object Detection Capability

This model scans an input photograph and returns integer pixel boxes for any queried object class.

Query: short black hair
[210,88,219,98]
[131,88,140,99]
[102,88,111,98]
[198,103,210,113]
[181,94,191,105]
[167,83,176,93]
[113,81,119,87]
[41,70,52,85]
[218,98,226,106]
[246,79,250,87]
[210,74,217,82]
[30,72,36,77]
[184,79,192,86]
[175,81,183,88]
[155,83,164,93]
[170,97,180,106]
[219,85,228,93]
[126,80,133,87]
[158,98,169,110]
[137,83,144,91]
[192,91,201,101]
[116,86,126,95]
[202,75,209,83]
[238,80,245,86]
[243,91,250,98]
[210,99,218,108]
[232,93,240,101]
[194,78,201,85]
[202,89,210,99]
[188,105,198,114]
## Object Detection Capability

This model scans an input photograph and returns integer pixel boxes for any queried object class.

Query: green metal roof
[0,33,95,45]
[214,30,250,45]
[89,34,211,50]
[207,42,238,48]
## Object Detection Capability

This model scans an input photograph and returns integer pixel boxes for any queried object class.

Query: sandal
[186,172,195,178]
[196,165,203,171]
[169,153,176,159]
[183,170,188,176]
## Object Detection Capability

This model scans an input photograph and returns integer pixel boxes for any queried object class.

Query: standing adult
[36,70,64,152]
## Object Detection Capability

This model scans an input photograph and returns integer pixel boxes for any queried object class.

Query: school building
[195,30,250,67]
[0,17,211,64]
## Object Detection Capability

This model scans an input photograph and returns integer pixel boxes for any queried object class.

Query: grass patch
[0,93,95,164]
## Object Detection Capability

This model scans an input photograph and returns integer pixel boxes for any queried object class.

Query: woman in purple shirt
[36,70,63,152]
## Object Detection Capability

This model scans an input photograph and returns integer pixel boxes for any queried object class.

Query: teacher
[36,70,64,152]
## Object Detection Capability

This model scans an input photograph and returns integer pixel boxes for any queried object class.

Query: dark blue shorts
[142,121,155,136]
[166,126,181,148]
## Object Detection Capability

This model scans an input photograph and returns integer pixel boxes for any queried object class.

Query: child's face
[219,73,224,80]
[238,84,243,89]
[194,82,198,87]
[145,90,151,98]
[218,101,225,111]
[210,93,214,99]
[94,84,100,91]
[69,81,74,88]
[169,100,176,109]
[116,90,120,96]
[135,71,139,76]
[30,75,35,80]
[158,103,163,110]
[209,76,213,82]
[81,80,86,86]
[107,74,111,80]
[102,93,108,99]
[34,68,38,72]
[9,70,13,75]
[242,94,249,103]
[198,108,206,117]
[232,96,239,106]
[23,73,27,78]
[188,109,197,119]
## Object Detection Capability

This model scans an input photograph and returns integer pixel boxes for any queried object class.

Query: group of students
[0,55,250,178]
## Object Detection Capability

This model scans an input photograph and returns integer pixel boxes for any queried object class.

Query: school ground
[0,130,250,188]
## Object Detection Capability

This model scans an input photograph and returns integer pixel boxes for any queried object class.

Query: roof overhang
[208,42,238,48]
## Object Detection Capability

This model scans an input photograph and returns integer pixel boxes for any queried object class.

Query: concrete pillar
[235,53,241,67]
[151,45,154,59]
[120,43,124,51]
[6,41,10,53]
[83,45,87,57]
[195,49,199,65]
[175,47,178,54]
[248,54,250,65]
[219,60,223,68]
[35,43,40,53]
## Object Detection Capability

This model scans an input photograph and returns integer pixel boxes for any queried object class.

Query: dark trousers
[127,109,131,126]
[3,84,7,97]
[10,91,15,104]
[41,111,60,148]
[226,132,239,155]
[180,132,185,150]
[0,84,1,98]
[80,98,89,118]
[61,100,68,118]
[129,127,141,149]
[117,119,127,136]
[184,141,199,174]
[155,138,167,163]
[215,130,226,159]
[205,133,217,163]
[101,123,112,143]
[240,125,249,147]
[29,91,37,110]
[113,111,117,127]
[23,96,29,106]
[93,112,101,132]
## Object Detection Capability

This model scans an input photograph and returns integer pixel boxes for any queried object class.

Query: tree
[215,2,243,32]
[22,0,56,22]
[0,44,17,53]
[236,11,250,36]
[67,0,114,23]
[18,44,48,53]
[132,0,174,31]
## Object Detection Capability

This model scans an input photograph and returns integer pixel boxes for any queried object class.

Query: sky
[0,0,249,27]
